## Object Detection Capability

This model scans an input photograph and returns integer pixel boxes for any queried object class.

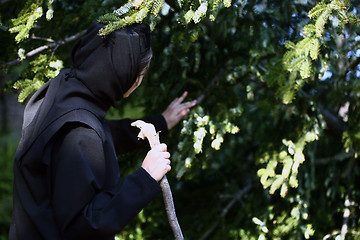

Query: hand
[162,91,197,130]
[142,143,171,182]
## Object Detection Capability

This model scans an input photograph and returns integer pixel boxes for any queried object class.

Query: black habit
[9,22,167,239]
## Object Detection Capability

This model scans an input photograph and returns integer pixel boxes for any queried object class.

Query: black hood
[15,22,151,164]
[71,22,151,107]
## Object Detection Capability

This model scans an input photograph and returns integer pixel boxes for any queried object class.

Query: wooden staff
[131,120,184,240]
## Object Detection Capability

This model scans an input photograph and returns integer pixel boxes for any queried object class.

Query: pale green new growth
[98,0,232,35]
[282,0,359,104]
[13,55,63,102]
[9,0,54,43]
[257,126,320,198]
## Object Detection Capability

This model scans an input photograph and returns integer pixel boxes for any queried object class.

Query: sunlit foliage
[1,0,360,239]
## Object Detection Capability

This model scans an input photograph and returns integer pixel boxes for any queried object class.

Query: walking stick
[131,120,184,240]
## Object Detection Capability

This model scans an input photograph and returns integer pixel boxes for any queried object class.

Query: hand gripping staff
[131,120,184,240]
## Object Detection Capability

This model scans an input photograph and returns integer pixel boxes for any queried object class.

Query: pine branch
[13,78,44,102]
[287,56,306,72]
[298,89,347,137]
[283,49,296,66]
[315,8,332,37]
[283,1,359,81]
[309,38,319,60]
[98,0,235,35]
[316,151,354,165]
[198,182,252,240]
[5,30,86,68]
[98,0,162,36]
[151,0,165,16]
[9,1,44,43]
[299,57,311,78]
[30,35,55,43]
[324,231,360,239]
[308,2,327,19]
[303,24,316,36]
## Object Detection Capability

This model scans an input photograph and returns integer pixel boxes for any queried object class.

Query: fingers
[157,154,171,173]
[162,91,198,130]
[162,151,171,159]
[155,144,170,158]
[169,91,197,111]
[172,91,188,105]
[177,91,188,103]
[161,149,171,173]
[174,95,197,113]
[176,100,197,117]
[165,159,171,172]
[180,99,197,110]
[154,143,167,152]
[142,144,172,181]
[151,144,171,160]
[180,109,191,118]
[166,164,171,172]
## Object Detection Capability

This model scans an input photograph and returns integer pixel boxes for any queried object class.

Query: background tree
[1,0,360,239]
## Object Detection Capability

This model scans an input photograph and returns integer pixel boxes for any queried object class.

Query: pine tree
[1,1,360,239]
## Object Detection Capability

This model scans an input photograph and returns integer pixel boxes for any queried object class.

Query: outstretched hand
[162,91,197,130]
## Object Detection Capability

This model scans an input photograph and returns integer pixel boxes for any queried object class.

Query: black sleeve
[51,124,161,239]
[106,115,168,154]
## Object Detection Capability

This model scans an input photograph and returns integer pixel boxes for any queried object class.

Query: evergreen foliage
[282,0,360,103]
[98,0,166,35]
[98,0,232,35]
[8,0,54,43]
[1,0,360,239]
[12,54,63,102]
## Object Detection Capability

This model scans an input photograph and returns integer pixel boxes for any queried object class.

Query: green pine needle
[151,0,165,16]
[283,50,296,67]
[284,41,296,50]
[296,37,313,56]
[308,2,327,19]
[9,2,43,43]
[98,20,125,36]
[315,8,332,37]
[309,38,319,60]
[14,79,44,103]
[113,2,135,17]
[98,13,122,23]
[303,24,316,36]
[288,56,306,73]
[299,58,311,79]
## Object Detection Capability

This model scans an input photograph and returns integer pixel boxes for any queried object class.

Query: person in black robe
[9,22,196,240]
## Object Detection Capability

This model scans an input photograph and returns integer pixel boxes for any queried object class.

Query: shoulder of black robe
[10,22,162,240]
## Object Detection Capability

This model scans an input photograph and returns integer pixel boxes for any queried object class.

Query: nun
[9,22,196,239]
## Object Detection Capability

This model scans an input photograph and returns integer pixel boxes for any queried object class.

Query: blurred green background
[1,0,360,239]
